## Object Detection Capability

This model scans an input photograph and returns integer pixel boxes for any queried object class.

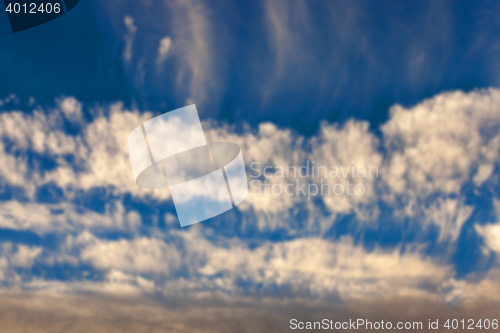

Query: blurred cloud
[0,290,500,333]
[1,90,500,236]
[156,37,172,71]
[169,0,214,103]
[2,1,500,326]
[58,97,83,124]
[0,201,128,235]
[477,223,500,252]
[175,232,452,300]
[123,16,137,64]
[476,199,500,254]
[1,243,41,269]
[0,89,499,307]
[381,89,500,241]
[79,231,181,275]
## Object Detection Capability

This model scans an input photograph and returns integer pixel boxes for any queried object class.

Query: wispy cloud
[123,15,137,64]
[156,37,172,71]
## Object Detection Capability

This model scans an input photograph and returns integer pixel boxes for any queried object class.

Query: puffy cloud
[0,243,42,269]
[5,228,499,305]
[0,107,77,155]
[178,233,451,300]
[0,88,500,304]
[206,122,304,221]
[78,232,181,275]
[204,120,381,231]
[309,120,382,218]
[381,88,500,239]
[0,100,169,201]
[0,243,42,282]
[0,201,127,235]
[1,89,500,240]
[68,104,164,198]
[382,89,500,200]
[58,97,83,123]
[0,229,461,302]
[476,215,500,254]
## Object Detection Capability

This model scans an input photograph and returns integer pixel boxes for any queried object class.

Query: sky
[1,0,500,331]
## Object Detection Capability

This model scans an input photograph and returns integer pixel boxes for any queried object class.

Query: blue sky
[2,0,500,133]
[1,0,500,330]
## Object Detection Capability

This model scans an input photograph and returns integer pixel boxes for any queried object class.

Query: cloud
[476,203,500,253]
[1,89,500,305]
[176,232,452,301]
[58,97,83,123]
[1,272,500,332]
[0,226,468,303]
[206,89,500,239]
[168,0,214,103]
[0,99,169,201]
[382,89,500,199]
[2,290,500,333]
[422,198,473,242]
[0,243,42,269]
[2,89,500,240]
[156,36,172,70]
[309,120,382,218]
[264,0,314,74]
[0,243,42,283]
[28,228,492,304]
[262,0,314,102]
[380,88,500,240]
[78,232,181,275]
[0,201,127,235]
[123,15,137,64]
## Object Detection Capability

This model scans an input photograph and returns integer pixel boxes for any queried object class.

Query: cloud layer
[0,88,499,309]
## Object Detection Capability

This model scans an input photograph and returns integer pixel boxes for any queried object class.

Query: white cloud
[309,120,382,218]
[0,201,127,235]
[0,242,42,282]
[164,213,177,226]
[0,102,170,201]
[174,231,451,300]
[123,16,137,64]
[423,198,473,242]
[0,141,28,188]
[0,226,498,304]
[0,229,458,302]
[382,89,500,200]
[476,223,500,253]
[381,89,500,239]
[9,245,42,268]
[156,37,172,70]
[34,229,497,303]
[78,232,181,274]
[1,88,499,239]
[58,97,83,123]
[473,163,494,186]
[441,269,500,303]
[0,108,77,155]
